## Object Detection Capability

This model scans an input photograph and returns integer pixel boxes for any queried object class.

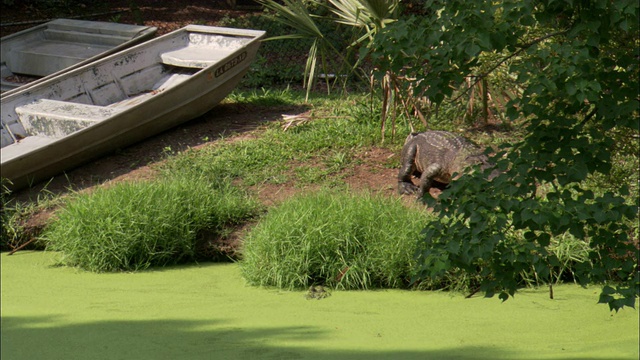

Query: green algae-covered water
[2,251,638,359]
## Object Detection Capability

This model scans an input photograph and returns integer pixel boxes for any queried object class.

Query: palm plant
[258,0,398,101]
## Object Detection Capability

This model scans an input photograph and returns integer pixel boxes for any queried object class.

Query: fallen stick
[8,237,37,255]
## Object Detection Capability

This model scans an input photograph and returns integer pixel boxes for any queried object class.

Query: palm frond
[328,0,370,27]
[358,0,398,25]
[304,40,320,102]
[328,0,398,28]
[259,0,324,39]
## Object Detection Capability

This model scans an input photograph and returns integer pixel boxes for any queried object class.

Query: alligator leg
[398,142,419,195]
[417,163,442,198]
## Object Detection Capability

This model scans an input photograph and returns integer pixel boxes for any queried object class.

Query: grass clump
[43,174,260,272]
[240,190,433,290]
[1,179,18,250]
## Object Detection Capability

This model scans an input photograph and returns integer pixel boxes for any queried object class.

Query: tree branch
[579,107,598,126]
[450,30,570,104]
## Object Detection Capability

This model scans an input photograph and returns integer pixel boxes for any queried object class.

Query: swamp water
[2,251,638,359]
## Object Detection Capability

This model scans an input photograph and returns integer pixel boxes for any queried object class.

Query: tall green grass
[43,174,261,272]
[1,179,19,251]
[240,190,434,290]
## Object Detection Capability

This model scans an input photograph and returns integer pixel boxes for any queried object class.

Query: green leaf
[465,43,481,58]
[567,162,589,182]
[446,239,461,255]
[593,209,609,224]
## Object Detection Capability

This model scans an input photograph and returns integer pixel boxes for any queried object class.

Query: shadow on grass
[2,316,623,360]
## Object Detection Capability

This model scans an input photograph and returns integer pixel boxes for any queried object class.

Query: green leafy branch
[382,0,639,311]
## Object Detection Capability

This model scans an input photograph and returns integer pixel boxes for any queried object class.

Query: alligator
[398,131,495,198]
[305,285,331,300]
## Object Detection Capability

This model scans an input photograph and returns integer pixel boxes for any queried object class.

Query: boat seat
[160,47,231,68]
[7,39,111,77]
[15,99,122,138]
[0,135,57,163]
[4,19,155,77]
